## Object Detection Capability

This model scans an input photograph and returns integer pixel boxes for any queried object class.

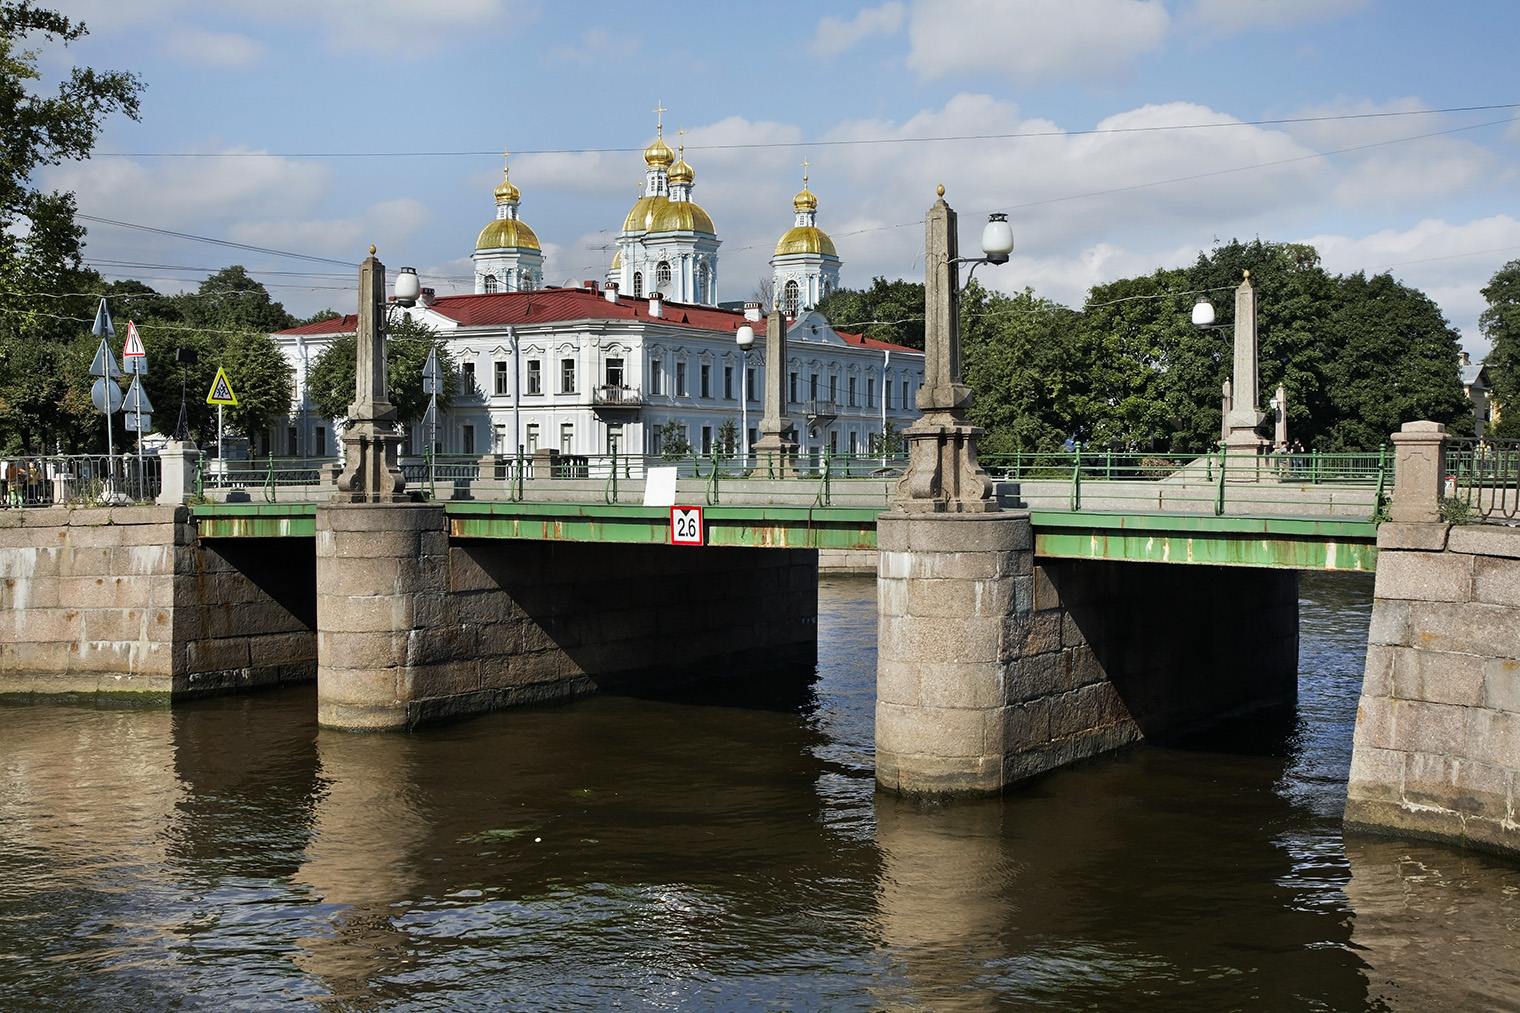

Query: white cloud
[226,198,432,261]
[813,2,907,56]
[162,27,265,68]
[548,27,639,65]
[1184,0,1368,36]
[906,0,1169,82]
[236,0,519,55]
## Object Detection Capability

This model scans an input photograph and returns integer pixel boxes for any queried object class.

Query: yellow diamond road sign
[206,366,238,406]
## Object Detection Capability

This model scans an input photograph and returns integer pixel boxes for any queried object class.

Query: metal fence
[0,454,162,508]
[1447,437,1520,524]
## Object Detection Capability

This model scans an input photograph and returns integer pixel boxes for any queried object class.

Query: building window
[526,424,539,453]
[608,423,623,456]
[606,357,624,388]
[849,431,858,455]
[463,424,475,455]
[676,361,688,396]
[462,361,476,393]
[696,263,710,303]
[315,427,326,457]
[848,376,857,408]
[700,363,711,399]
[495,360,510,395]
[866,377,875,408]
[724,365,734,400]
[525,360,541,395]
[746,367,757,403]
[649,357,663,395]
[810,373,819,400]
[885,378,894,410]
[288,428,298,457]
[650,427,662,455]
[829,376,838,403]
[783,280,799,316]
[484,274,498,294]
[903,380,910,408]
[701,425,712,455]
[829,430,838,454]
[790,372,798,404]
[560,358,576,394]
[656,261,672,295]
[632,271,643,298]
[561,423,573,453]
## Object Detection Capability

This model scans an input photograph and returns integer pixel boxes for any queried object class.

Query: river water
[3,572,1518,1011]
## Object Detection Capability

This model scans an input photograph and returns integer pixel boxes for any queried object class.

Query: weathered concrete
[0,506,315,698]
[877,510,1298,795]
[315,502,817,730]
[1345,519,1520,855]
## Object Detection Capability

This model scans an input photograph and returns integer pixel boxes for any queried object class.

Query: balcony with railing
[805,399,839,425]
[593,384,643,413]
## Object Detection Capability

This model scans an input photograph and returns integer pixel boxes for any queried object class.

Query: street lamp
[952,212,1015,286]
[736,323,755,468]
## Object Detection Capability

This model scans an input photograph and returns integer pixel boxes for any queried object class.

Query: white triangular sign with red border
[122,321,147,374]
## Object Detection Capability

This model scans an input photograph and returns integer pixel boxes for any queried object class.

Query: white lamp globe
[395,267,421,308]
[981,213,1014,264]
[1191,296,1216,327]
[735,324,755,351]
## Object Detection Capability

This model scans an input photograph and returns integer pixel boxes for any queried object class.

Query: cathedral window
[484,274,499,294]
[783,280,800,316]
[696,263,710,303]
[633,272,644,298]
[656,261,672,296]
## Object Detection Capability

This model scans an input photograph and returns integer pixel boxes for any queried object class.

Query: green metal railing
[1447,437,1520,524]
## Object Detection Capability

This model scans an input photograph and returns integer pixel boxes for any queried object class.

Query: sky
[31,0,1520,355]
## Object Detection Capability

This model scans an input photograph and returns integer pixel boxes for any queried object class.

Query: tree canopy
[1481,259,1520,437]
[305,314,456,430]
[818,239,1472,454]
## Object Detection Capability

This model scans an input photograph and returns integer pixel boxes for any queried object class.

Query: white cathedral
[276,113,915,463]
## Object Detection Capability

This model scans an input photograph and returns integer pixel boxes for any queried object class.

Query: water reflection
[0,573,1517,1011]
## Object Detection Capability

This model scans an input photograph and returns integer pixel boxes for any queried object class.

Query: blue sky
[36,0,1520,353]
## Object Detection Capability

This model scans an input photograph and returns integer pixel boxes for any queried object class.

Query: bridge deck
[192,501,1378,571]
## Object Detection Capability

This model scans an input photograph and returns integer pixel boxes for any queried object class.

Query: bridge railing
[0,453,163,507]
[981,446,1390,520]
[1446,436,1520,524]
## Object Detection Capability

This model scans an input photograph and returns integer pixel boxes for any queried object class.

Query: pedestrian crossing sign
[206,366,238,406]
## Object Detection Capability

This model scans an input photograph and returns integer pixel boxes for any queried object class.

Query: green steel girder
[1030,510,1378,571]
[190,502,1379,570]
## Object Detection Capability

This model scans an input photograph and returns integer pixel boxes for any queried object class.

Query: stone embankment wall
[876,512,1298,794]
[0,506,315,697]
[1345,521,1520,854]
[317,504,817,729]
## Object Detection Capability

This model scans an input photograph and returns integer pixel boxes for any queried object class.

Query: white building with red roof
[273,116,923,463]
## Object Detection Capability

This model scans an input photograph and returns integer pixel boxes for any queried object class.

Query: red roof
[280,314,357,336]
[276,287,921,354]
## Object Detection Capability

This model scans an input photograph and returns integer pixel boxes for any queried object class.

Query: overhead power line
[95,103,1520,159]
[76,214,356,267]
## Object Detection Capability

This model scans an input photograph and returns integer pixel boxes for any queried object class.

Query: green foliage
[817,276,927,350]
[0,3,142,452]
[879,418,905,455]
[714,418,738,460]
[305,314,455,430]
[658,419,691,459]
[1481,259,1520,438]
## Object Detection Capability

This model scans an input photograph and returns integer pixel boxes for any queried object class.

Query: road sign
[422,347,441,395]
[89,336,122,379]
[123,374,154,414]
[123,413,152,432]
[122,321,146,373]
[91,377,123,414]
[91,297,115,339]
[670,506,703,545]
[206,366,238,406]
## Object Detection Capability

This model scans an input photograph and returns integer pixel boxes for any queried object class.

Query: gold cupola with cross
[474,149,543,294]
[771,161,840,315]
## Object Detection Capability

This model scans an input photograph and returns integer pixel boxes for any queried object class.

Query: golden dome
[623,195,664,232]
[476,218,541,251]
[793,186,817,213]
[669,150,694,185]
[650,198,715,234]
[494,171,520,204]
[775,226,836,258]
[611,250,622,269]
[644,131,675,168]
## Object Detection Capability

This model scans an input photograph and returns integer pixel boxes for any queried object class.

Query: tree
[305,314,455,430]
[817,277,927,350]
[1481,259,1520,437]
[714,418,738,460]
[0,3,143,452]
[658,419,691,459]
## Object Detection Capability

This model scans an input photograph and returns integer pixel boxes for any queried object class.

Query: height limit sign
[670,506,703,546]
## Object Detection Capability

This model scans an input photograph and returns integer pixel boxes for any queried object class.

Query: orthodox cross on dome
[652,100,667,134]
[801,158,810,187]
